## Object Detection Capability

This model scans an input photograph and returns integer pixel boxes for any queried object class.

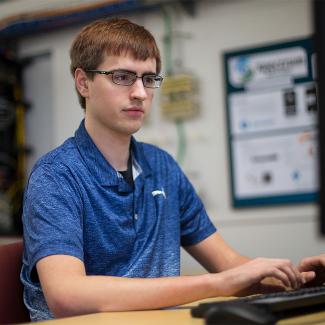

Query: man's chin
[128,123,144,135]
[121,125,142,137]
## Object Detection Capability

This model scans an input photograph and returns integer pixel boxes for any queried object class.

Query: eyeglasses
[86,69,163,88]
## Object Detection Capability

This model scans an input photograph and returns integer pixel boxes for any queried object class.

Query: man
[21,18,320,321]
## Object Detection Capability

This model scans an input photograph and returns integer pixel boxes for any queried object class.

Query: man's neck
[84,119,131,171]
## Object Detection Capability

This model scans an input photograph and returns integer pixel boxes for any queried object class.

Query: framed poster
[224,37,319,207]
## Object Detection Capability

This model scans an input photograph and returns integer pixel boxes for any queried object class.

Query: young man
[21,18,319,321]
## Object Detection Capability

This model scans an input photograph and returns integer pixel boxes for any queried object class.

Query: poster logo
[229,47,308,88]
[231,56,254,86]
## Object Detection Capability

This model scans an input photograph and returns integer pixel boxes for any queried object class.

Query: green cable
[162,6,187,165]
[176,120,186,165]
[162,7,173,76]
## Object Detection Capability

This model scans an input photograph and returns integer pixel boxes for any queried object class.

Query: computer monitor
[314,0,325,236]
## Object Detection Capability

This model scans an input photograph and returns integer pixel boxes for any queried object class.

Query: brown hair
[70,18,161,109]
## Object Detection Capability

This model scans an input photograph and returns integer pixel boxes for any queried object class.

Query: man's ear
[75,68,89,98]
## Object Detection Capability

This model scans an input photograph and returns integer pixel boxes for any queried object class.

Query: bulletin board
[224,37,319,207]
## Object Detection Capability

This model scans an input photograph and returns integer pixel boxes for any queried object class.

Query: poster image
[224,37,318,207]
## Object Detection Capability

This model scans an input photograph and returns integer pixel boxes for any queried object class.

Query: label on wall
[224,37,318,207]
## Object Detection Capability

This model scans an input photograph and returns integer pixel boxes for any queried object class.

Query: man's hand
[213,257,305,297]
[298,254,325,287]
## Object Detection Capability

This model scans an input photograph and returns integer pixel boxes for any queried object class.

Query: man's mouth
[123,107,144,117]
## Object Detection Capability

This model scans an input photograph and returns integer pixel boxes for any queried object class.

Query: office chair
[0,241,30,324]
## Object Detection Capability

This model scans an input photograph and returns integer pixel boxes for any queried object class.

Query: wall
[14,0,324,272]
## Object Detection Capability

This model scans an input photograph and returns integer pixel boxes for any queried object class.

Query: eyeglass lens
[112,71,162,88]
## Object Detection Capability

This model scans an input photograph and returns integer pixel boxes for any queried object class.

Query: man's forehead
[100,52,157,71]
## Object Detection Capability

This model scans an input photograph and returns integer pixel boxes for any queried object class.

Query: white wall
[15,0,324,272]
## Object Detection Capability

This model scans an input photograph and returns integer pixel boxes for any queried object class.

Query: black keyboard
[191,285,325,318]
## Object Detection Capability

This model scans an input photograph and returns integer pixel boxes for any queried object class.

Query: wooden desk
[37,309,201,325]
[34,299,325,325]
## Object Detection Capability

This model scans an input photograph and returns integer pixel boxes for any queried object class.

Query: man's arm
[298,254,325,286]
[184,232,250,273]
[184,232,307,294]
[37,249,305,318]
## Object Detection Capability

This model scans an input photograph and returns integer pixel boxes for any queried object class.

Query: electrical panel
[160,74,199,121]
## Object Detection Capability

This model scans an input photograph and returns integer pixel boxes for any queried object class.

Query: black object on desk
[204,301,277,325]
[191,285,325,324]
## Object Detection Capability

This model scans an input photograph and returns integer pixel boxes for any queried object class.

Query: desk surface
[35,299,325,325]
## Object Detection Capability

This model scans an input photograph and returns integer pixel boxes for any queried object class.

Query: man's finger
[298,257,321,271]
[301,271,316,283]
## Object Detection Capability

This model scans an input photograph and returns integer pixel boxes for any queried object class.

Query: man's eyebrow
[115,68,157,75]
[143,71,158,75]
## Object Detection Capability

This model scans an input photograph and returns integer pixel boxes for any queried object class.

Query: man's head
[70,18,161,109]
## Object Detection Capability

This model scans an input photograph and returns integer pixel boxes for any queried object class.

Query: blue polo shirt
[21,120,216,321]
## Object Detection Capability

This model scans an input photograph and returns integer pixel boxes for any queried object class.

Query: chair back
[0,241,30,324]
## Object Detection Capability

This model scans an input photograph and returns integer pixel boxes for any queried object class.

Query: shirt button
[134,213,138,220]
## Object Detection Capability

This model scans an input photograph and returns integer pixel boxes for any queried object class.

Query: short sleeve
[176,164,217,246]
[23,163,84,275]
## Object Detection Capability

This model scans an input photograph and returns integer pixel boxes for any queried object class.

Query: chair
[0,241,30,324]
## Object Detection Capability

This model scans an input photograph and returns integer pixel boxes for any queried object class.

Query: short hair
[70,18,161,109]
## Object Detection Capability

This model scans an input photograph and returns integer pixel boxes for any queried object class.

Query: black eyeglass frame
[85,69,163,88]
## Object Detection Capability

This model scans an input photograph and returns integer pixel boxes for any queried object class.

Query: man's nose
[130,78,148,100]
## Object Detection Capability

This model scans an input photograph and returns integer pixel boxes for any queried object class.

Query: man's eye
[114,72,133,82]
[144,76,155,86]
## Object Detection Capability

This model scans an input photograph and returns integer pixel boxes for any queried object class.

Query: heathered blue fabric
[21,120,217,321]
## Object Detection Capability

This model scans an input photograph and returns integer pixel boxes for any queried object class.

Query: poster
[224,37,318,207]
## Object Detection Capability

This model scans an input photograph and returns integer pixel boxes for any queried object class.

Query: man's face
[83,53,156,137]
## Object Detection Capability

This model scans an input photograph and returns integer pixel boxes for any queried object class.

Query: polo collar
[74,120,151,187]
